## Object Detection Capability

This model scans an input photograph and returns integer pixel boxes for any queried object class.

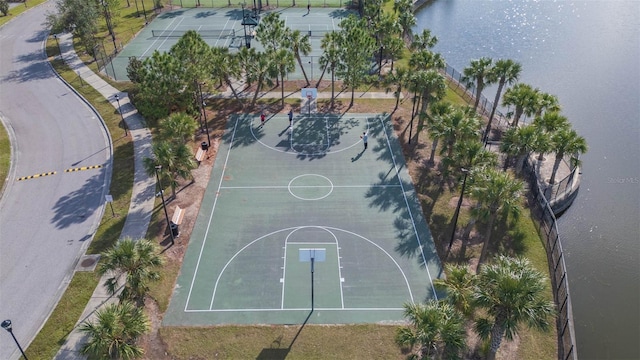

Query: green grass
[160,325,404,359]
[0,120,10,197]
[25,272,100,360]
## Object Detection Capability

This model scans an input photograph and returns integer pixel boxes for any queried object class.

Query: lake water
[414,1,640,359]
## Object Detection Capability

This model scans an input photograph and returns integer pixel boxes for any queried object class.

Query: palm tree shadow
[256,310,313,359]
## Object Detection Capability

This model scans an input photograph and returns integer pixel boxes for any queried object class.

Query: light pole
[114,94,128,136]
[53,34,62,60]
[140,0,148,24]
[308,56,313,82]
[2,320,28,360]
[448,168,469,251]
[198,82,211,147]
[155,165,175,246]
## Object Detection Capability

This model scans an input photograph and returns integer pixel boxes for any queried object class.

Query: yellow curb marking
[64,165,103,172]
[17,171,57,181]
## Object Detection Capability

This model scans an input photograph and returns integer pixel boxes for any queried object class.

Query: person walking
[288,109,293,126]
[307,3,310,14]
[361,131,368,150]
[260,112,266,127]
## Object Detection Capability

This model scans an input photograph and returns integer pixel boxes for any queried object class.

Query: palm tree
[448,140,497,260]
[439,107,482,159]
[97,238,164,305]
[434,264,475,317]
[410,28,438,51]
[284,29,312,85]
[318,31,341,105]
[383,66,409,111]
[502,83,538,128]
[271,48,296,107]
[396,300,467,359]
[484,59,521,142]
[210,47,242,104]
[392,0,415,42]
[426,101,451,162]
[462,57,493,112]
[470,169,523,270]
[249,51,276,107]
[499,125,538,173]
[158,112,199,145]
[533,91,561,118]
[548,128,588,185]
[80,301,149,360]
[473,256,555,360]
[532,111,570,161]
[144,141,197,198]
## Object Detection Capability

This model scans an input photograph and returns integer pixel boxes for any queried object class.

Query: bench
[171,206,185,226]
[195,148,206,163]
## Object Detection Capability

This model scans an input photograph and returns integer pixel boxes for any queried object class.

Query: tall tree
[46,0,100,57]
[157,112,199,145]
[499,125,539,173]
[284,29,312,85]
[533,91,561,118]
[337,15,376,107]
[410,28,438,51]
[502,83,538,128]
[272,48,296,107]
[484,59,521,142]
[473,256,555,360]
[462,57,493,112]
[97,238,164,305]
[532,111,570,161]
[425,101,451,162]
[210,46,242,103]
[80,301,149,360]
[434,264,475,317]
[255,12,287,51]
[470,169,523,270]
[144,140,197,197]
[318,31,341,108]
[548,128,588,185]
[384,66,409,111]
[170,30,213,111]
[439,107,482,159]
[392,0,415,42]
[395,300,467,359]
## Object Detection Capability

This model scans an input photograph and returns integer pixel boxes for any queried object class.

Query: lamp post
[308,56,313,82]
[2,320,28,360]
[53,34,61,60]
[155,166,175,246]
[448,168,469,251]
[114,94,128,136]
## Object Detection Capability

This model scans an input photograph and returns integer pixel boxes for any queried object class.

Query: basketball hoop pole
[308,96,311,116]
[310,256,315,311]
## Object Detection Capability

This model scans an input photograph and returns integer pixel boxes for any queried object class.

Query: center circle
[288,174,334,200]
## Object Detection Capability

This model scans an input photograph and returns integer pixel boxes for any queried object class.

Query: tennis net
[151,29,236,38]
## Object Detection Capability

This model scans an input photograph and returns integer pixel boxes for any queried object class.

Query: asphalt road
[0,3,112,359]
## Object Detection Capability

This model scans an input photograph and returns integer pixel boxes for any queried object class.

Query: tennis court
[163,113,443,326]
[109,7,356,80]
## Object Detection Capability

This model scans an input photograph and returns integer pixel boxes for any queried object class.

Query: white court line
[218,184,402,189]
[280,239,288,309]
[206,226,415,312]
[328,229,346,309]
[184,117,240,311]
[140,17,185,58]
[185,307,404,312]
[378,116,438,301]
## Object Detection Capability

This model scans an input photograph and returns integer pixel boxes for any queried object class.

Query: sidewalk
[53,33,156,360]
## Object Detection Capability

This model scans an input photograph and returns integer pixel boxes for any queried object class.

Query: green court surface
[163,113,444,326]
[109,7,356,80]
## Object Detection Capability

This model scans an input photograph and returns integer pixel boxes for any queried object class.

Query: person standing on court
[288,109,293,126]
[260,112,266,126]
[307,3,310,14]
[361,131,368,150]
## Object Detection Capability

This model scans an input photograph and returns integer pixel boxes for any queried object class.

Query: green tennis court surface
[109,7,356,80]
[164,113,443,325]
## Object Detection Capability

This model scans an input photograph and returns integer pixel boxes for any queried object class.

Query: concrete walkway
[53,33,156,360]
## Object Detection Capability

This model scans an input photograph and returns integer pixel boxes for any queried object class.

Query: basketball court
[163,113,443,326]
